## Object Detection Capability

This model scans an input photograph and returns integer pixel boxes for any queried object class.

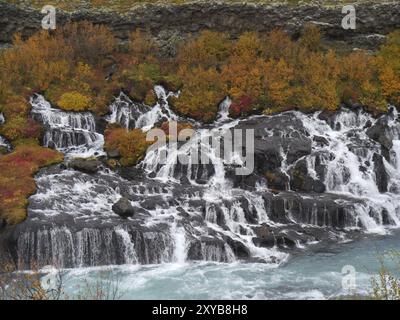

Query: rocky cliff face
[1,1,400,54]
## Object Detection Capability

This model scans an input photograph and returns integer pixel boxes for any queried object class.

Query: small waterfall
[0,135,9,150]
[114,228,138,265]
[30,94,105,158]
[106,86,180,132]
[172,224,187,264]
[216,97,232,123]
[297,109,400,232]
[0,112,11,152]
[106,92,150,129]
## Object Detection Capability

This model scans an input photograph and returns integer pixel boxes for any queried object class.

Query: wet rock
[69,158,102,174]
[317,110,336,126]
[366,117,393,152]
[148,171,157,178]
[112,197,136,218]
[140,196,168,210]
[289,160,326,193]
[252,235,276,248]
[253,224,270,238]
[313,135,329,147]
[373,153,389,193]
[179,175,191,185]
[117,166,147,181]
[224,237,250,259]
[187,241,202,260]
[265,170,289,191]
[234,114,312,175]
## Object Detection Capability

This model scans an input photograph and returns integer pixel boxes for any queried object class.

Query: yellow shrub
[57,91,92,111]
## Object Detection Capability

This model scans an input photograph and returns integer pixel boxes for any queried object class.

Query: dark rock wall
[1,1,400,54]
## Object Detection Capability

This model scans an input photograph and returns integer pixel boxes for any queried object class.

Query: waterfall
[0,112,11,152]
[30,94,105,158]
[216,97,232,123]
[6,86,400,270]
[106,86,180,132]
[297,109,400,233]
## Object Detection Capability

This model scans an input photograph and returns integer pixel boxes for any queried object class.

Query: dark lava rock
[366,117,393,151]
[313,135,329,147]
[373,153,389,193]
[265,170,289,191]
[289,159,326,193]
[179,175,191,185]
[317,110,336,126]
[233,114,312,175]
[69,159,102,174]
[1,2,397,54]
[140,196,168,210]
[112,197,136,218]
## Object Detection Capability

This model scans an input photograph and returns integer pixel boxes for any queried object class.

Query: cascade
[6,88,400,269]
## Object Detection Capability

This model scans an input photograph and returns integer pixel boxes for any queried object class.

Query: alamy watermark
[41,5,56,30]
[342,265,357,293]
[146,122,255,176]
[342,5,356,30]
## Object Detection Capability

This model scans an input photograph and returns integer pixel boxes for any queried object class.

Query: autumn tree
[172,66,224,122]
[176,30,232,69]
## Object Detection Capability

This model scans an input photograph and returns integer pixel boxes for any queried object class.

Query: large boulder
[69,158,102,174]
[112,197,136,218]
[366,117,393,154]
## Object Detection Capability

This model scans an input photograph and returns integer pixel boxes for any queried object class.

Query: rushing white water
[12,86,400,271]
[41,231,400,300]
[295,109,400,234]
[106,86,180,132]
[30,94,105,158]
[0,112,11,151]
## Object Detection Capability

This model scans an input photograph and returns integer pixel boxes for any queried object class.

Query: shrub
[299,24,323,52]
[172,66,224,122]
[0,117,42,142]
[159,121,194,140]
[57,91,93,112]
[0,142,63,225]
[229,96,254,118]
[59,21,116,66]
[104,127,151,166]
[378,31,400,108]
[177,30,232,69]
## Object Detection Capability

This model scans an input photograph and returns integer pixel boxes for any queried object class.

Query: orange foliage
[172,66,224,122]
[177,30,232,69]
[160,121,194,140]
[104,127,152,166]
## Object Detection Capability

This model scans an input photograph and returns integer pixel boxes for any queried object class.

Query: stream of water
[42,231,400,300]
